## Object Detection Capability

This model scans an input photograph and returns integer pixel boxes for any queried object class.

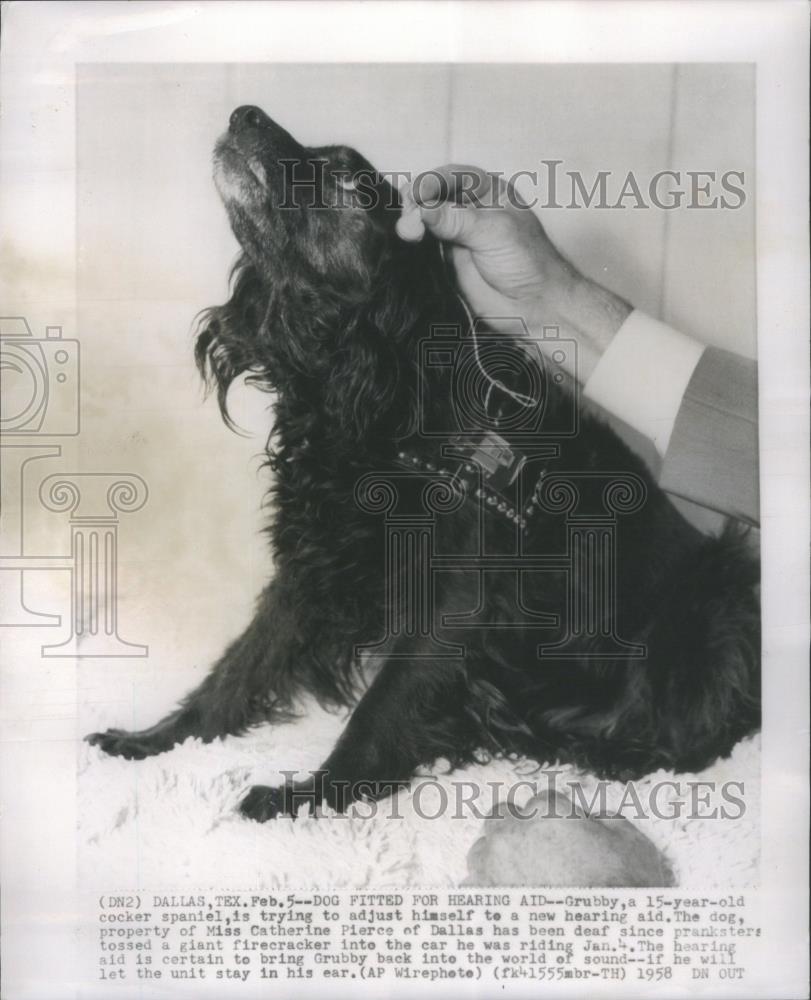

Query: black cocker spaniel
[88,106,760,820]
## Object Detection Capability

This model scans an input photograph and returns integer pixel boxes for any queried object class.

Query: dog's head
[212,105,403,285]
[197,105,452,437]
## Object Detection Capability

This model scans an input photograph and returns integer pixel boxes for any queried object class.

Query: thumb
[394,197,483,246]
[420,201,484,246]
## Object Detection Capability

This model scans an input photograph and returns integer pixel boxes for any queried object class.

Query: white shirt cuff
[583,310,705,456]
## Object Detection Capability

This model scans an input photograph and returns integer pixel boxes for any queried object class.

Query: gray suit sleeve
[659,347,759,526]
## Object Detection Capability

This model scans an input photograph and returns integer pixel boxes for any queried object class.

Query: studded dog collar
[396,430,554,532]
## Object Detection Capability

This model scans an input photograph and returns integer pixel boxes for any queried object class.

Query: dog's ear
[194,255,270,428]
[325,302,412,443]
[325,271,467,445]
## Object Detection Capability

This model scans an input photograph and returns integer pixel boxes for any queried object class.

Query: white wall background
[77,63,756,349]
[72,63,755,721]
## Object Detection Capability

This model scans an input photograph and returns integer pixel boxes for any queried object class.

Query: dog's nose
[229,105,270,134]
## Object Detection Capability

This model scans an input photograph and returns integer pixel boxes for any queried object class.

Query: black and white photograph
[1,3,808,998]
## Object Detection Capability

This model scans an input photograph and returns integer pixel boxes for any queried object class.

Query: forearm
[526,271,632,385]
[523,267,759,524]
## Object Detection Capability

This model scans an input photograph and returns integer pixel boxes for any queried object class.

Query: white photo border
[1,2,808,998]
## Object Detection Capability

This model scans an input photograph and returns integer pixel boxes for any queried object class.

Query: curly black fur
[87,105,760,820]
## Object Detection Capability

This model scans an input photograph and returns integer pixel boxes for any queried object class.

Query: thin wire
[438,242,539,414]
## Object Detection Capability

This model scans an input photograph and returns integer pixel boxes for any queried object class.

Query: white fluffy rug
[79,701,760,889]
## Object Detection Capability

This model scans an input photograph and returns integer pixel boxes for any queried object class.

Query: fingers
[410,164,497,205]
[398,164,495,244]
[397,163,521,247]
[397,194,480,245]
[395,201,426,241]
[419,200,486,244]
[396,187,493,247]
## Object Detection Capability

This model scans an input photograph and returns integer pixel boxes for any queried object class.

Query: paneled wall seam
[445,63,456,164]
[660,64,680,324]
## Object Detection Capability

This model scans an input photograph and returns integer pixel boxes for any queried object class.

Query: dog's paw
[85,729,160,760]
[239,785,295,822]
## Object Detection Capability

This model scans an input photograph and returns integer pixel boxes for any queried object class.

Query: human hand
[398,165,632,384]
